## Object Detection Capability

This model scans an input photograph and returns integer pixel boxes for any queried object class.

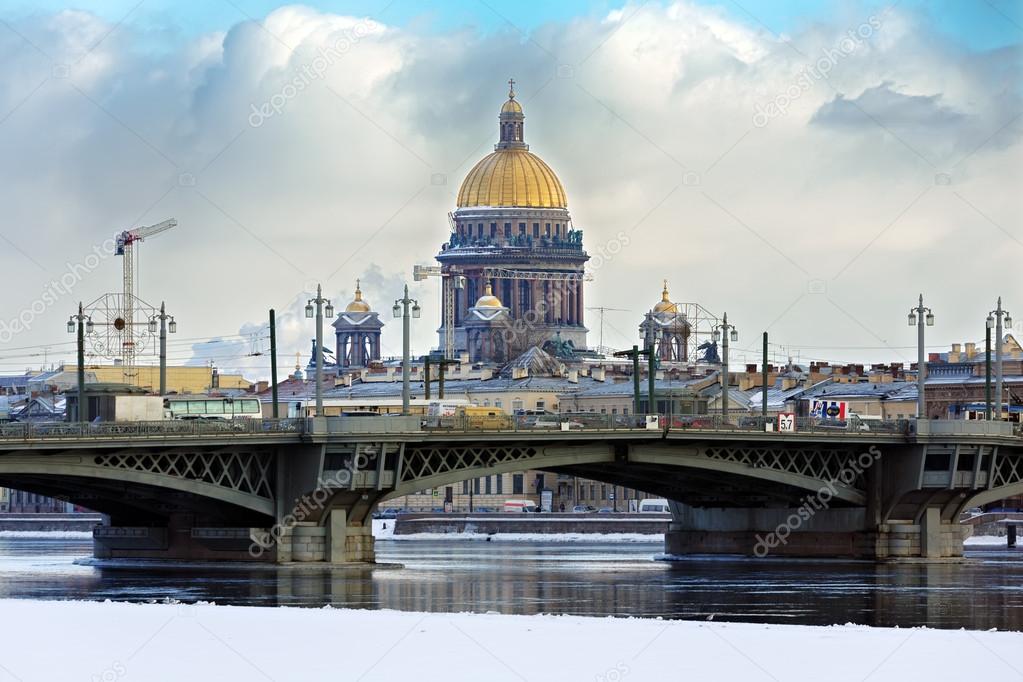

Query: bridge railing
[0,418,305,440]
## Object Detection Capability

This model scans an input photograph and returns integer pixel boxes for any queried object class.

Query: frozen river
[1,535,1021,630]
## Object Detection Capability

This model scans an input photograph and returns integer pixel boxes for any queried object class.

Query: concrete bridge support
[663,503,967,559]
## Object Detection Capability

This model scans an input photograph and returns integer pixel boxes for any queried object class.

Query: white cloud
[0,1,1019,378]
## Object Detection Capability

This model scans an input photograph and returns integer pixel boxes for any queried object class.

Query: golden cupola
[456,79,568,209]
[474,283,503,308]
[653,280,678,314]
[345,280,371,313]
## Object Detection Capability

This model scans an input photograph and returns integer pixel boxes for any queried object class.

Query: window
[504,222,511,237]
[485,476,492,494]
[518,222,526,234]
[555,223,561,236]
[600,408,606,414]
[462,480,469,494]
[477,223,483,237]
[545,223,551,237]
[612,408,618,415]
[512,474,524,494]
[483,399,490,407]
[496,475,503,494]
[533,223,540,237]
[474,478,481,494]
[490,222,497,237]
[512,399,523,411]
[624,408,629,415]
[536,399,545,410]
[601,485,607,500]
[590,484,596,500]
[494,399,503,409]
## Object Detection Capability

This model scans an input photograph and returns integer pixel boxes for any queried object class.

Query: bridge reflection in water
[3,537,1020,631]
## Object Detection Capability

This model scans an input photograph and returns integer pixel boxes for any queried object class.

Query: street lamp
[989,297,1012,421]
[712,312,738,422]
[67,303,92,423]
[306,284,333,415]
[394,284,420,415]
[149,302,177,395]
[908,294,934,419]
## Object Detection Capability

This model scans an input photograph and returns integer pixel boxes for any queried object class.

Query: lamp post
[908,294,934,419]
[67,303,93,423]
[393,284,421,415]
[147,302,177,396]
[305,285,334,416]
[712,313,738,422]
[988,298,1012,421]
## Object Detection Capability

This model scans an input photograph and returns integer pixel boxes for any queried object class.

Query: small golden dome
[501,98,523,114]
[457,150,567,208]
[475,283,503,308]
[653,280,677,314]
[345,280,371,313]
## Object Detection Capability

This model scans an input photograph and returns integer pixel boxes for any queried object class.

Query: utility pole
[648,344,656,416]
[270,309,279,419]
[908,295,934,419]
[714,313,738,422]
[989,298,1012,420]
[586,306,628,353]
[762,331,768,421]
[305,285,334,416]
[423,357,431,401]
[393,285,421,415]
[985,321,992,420]
[613,345,647,417]
[67,303,91,423]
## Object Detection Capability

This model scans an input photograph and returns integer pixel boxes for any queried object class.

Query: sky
[0,0,1020,379]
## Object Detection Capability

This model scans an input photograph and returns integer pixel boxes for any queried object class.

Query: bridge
[0,417,1020,563]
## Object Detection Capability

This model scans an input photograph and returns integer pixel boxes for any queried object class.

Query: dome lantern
[345,279,371,313]
[653,280,677,314]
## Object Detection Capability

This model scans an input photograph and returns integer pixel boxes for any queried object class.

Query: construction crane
[412,264,464,360]
[113,218,177,382]
[481,267,593,282]
[586,306,629,354]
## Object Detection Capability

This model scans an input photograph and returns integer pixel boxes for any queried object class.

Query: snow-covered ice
[0,599,1019,681]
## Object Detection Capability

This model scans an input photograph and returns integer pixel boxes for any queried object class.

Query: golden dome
[456,79,567,209]
[501,98,523,114]
[653,280,677,314]
[457,150,567,208]
[345,280,371,313]
[475,283,503,308]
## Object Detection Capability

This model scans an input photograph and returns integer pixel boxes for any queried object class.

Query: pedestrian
[559,502,565,513]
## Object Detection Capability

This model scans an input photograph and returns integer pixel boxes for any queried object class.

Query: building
[37,364,250,395]
[437,81,589,360]
[333,280,384,369]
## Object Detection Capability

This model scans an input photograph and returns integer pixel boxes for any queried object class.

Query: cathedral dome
[457,150,567,209]
[456,79,567,210]
[345,280,371,313]
[653,280,677,314]
[474,283,503,308]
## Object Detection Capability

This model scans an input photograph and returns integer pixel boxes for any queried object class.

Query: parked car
[597,507,614,514]
[503,499,537,513]
[638,499,670,513]
[572,505,597,513]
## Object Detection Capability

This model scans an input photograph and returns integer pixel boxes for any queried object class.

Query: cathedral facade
[437,81,589,362]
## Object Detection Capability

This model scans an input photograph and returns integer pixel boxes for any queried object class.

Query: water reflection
[0,537,1020,631]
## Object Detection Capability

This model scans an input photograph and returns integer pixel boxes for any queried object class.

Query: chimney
[479,368,493,380]
[567,369,578,383]
[964,342,976,359]
[344,374,353,387]
[459,351,469,364]
[592,367,606,382]
[512,367,529,380]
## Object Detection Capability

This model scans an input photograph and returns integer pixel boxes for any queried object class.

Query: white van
[503,499,537,513]
[638,498,670,514]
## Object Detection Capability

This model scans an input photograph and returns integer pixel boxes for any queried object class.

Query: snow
[0,599,1019,681]
[372,519,659,542]
[964,535,1015,546]
[0,530,92,539]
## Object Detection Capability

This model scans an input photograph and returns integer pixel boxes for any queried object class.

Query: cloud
[0,2,1019,378]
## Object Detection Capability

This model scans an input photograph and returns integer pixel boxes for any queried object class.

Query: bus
[164,396,262,420]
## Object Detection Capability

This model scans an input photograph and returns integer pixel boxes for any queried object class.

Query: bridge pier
[271,510,374,564]
[663,504,967,560]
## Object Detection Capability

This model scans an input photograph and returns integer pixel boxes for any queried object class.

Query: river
[0,535,1020,630]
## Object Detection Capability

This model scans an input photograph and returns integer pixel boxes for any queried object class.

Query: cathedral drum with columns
[437,81,589,362]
